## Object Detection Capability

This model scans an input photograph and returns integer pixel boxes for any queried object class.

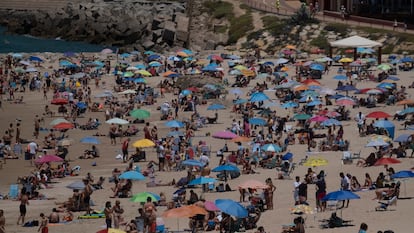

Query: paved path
[244,0,414,35]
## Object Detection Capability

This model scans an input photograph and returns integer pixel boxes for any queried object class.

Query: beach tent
[373,120,395,139]
[329,35,383,63]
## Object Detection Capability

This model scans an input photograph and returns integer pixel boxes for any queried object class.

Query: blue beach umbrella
[230,88,243,96]
[66,181,86,190]
[59,60,73,67]
[394,134,411,143]
[167,131,184,137]
[165,120,185,128]
[307,100,322,107]
[212,164,240,172]
[400,57,414,63]
[29,56,43,62]
[144,50,155,55]
[119,171,145,180]
[76,102,87,109]
[386,76,400,81]
[182,159,204,167]
[134,78,147,84]
[188,177,217,185]
[322,190,360,201]
[322,119,342,126]
[282,102,298,108]
[148,54,161,61]
[120,53,131,58]
[181,90,192,96]
[135,64,146,69]
[207,104,226,111]
[215,199,248,218]
[391,170,414,179]
[233,99,248,105]
[310,63,324,71]
[263,61,275,66]
[202,64,218,72]
[262,144,282,152]
[249,92,270,102]
[149,61,162,67]
[400,107,414,115]
[282,152,294,161]
[249,117,267,126]
[336,85,358,91]
[80,136,100,145]
[333,74,347,80]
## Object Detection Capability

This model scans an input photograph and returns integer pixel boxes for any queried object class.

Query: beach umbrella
[53,122,75,130]
[149,61,162,67]
[234,65,248,70]
[394,134,412,143]
[66,181,86,190]
[397,99,414,105]
[230,88,243,96]
[118,89,137,95]
[400,57,414,63]
[275,58,289,65]
[386,76,400,81]
[207,103,226,111]
[322,190,360,201]
[373,120,394,128]
[215,199,248,218]
[377,63,392,71]
[106,118,129,125]
[261,144,282,152]
[369,134,392,143]
[293,113,312,120]
[25,67,37,72]
[336,99,356,106]
[231,136,250,143]
[132,139,155,148]
[365,139,389,147]
[374,157,401,166]
[188,177,217,186]
[49,118,70,126]
[204,201,220,211]
[119,171,145,180]
[135,70,152,76]
[202,64,218,72]
[333,74,347,80]
[338,57,353,63]
[130,109,150,119]
[238,179,269,189]
[212,131,237,140]
[29,56,43,62]
[263,61,275,66]
[51,98,68,105]
[162,205,208,218]
[80,136,100,145]
[165,120,185,128]
[167,131,184,138]
[182,159,204,167]
[309,63,324,71]
[249,117,267,126]
[134,78,147,84]
[249,92,270,102]
[309,115,328,122]
[303,157,328,167]
[324,111,342,118]
[282,152,294,161]
[212,164,240,172]
[101,48,113,54]
[291,204,314,215]
[400,107,414,115]
[282,102,299,109]
[366,111,391,119]
[336,85,358,92]
[366,89,384,95]
[58,138,73,146]
[233,99,248,105]
[322,119,342,126]
[148,54,161,61]
[294,85,309,92]
[35,155,64,164]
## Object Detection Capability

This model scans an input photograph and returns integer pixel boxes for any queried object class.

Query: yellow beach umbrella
[369,134,392,143]
[132,138,155,148]
[176,51,189,57]
[291,204,314,214]
[195,59,208,65]
[234,65,248,70]
[108,228,126,233]
[132,139,155,148]
[242,69,255,77]
[339,57,353,63]
[286,45,296,50]
[135,70,152,76]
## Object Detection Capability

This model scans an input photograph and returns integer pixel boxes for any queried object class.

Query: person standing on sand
[38,213,48,233]
[28,141,38,166]
[104,201,113,229]
[34,117,40,139]
[110,123,117,145]
[122,138,130,163]
[17,191,29,225]
[144,122,151,140]
[0,209,5,233]
[82,179,93,215]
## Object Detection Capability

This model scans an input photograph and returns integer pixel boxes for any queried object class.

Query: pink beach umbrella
[212,131,238,140]
[204,201,220,211]
[35,155,63,164]
[336,99,356,106]
[309,115,329,122]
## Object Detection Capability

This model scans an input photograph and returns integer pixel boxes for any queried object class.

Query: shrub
[228,13,254,44]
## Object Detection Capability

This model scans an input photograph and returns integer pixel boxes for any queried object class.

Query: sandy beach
[0,49,414,233]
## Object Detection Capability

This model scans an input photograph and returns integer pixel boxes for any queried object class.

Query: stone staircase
[0,0,84,11]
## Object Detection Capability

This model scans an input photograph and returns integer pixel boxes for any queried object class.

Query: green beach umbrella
[130,109,150,119]
[130,192,160,203]
[123,71,135,77]
[293,113,312,120]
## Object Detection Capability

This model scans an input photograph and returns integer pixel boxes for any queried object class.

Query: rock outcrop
[0,0,192,51]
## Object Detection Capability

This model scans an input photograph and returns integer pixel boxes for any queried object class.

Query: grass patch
[324,23,348,35]
[228,13,254,44]
[202,0,234,20]
[261,15,285,37]
[310,34,329,51]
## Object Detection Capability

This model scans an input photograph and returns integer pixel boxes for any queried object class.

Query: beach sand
[0,52,414,233]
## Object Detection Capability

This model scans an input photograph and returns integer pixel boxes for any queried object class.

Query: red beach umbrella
[51,98,68,105]
[35,155,63,164]
[53,122,75,130]
[366,111,392,119]
[374,157,401,166]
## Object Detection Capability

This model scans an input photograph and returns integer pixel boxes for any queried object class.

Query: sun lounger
[376,196,397,211]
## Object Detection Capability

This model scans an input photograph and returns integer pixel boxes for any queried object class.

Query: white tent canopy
[330,35,383,48]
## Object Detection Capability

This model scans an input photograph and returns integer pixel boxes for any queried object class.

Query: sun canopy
[330,35,383,48]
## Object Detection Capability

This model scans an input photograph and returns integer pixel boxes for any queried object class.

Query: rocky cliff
[0,0,192,51]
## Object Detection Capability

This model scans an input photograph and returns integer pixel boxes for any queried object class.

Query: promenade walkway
[243,0,414,35]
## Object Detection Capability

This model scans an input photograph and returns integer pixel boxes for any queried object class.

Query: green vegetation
[261,15,285,37]
[382,45,394,54]
[288,4,318,26]
[324,23,348,35]
[310,34,329,51]
[202,0,234,19]
[228,13,254,44]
